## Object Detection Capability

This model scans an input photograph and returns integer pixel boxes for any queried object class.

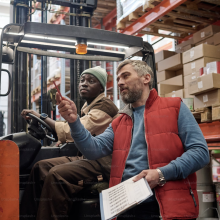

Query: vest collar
[145,88,158,109]
[118,89,158,117]
[118,104,133,118]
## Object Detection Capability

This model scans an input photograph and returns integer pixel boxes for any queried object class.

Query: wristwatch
[156,169,166,186]
[40,113,48,121]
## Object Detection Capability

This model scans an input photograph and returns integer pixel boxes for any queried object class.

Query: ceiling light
[21,40,76,48]
[5,32,23,35]
[25,34,77,43]
[87,42,129,49]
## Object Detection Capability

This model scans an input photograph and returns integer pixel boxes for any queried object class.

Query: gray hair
[116,60,154,89]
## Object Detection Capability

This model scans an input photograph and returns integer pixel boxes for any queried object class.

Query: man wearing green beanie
[20,66,118,220]
[81,66,108,90]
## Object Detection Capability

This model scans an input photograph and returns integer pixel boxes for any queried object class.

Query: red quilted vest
[111,89,199,220]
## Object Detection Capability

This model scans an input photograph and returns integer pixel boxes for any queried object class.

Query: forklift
[0,7,158,218]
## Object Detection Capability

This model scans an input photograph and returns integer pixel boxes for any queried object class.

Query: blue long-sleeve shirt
[69,102,209,182]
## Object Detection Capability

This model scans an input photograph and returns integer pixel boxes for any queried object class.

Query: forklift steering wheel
[26,113,58,142]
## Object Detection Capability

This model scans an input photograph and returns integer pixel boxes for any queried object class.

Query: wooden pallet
[32,74,60,95]
[117,0,162,30]
[117,0,220,40]
[194,107,212,123]
[192,105,220,123]
[47,73,61,85]
[31,85,41,96]
[212,104,220,121]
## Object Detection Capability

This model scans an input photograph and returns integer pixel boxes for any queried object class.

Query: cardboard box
[188,73,220,95]
[160,75,183,86]
[176,38,194,53]
[158,53,182,72]
[184,74,197,88]
[194,89,220,109]
[212,105,220,121]
[200,67,206,76]
[165,91,194,110]
[158,84,184,96]
[182,98,194,111]
[155,50,176,63]
[193,25,220,44]
[176,44,194,54]
[184,88,194,98]
[165,87,194,99]
[165,89,184,99]
[176,69,183,76]
[206,61,220,74]
[195,36,215,46]
[157,70,176,83]
[176,38,194,50]
[183,57,220,76]
[201,108,212,123]
[182,44,220,64]
[214,32,220,46]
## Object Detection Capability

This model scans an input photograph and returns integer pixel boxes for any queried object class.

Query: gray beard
[121,88,143,104]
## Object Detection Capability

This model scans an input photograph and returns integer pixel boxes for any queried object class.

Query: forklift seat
[70,182,109,220]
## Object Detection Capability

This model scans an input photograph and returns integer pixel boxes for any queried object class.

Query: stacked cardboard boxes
[193,25,220,46]
[155,50,194,110]
[175,38,194,54]
[155,25,220,115]
[156,51,183,96]
[180,25,220,121]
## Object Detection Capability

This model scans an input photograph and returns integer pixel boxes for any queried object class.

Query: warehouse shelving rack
[118,0,220,149]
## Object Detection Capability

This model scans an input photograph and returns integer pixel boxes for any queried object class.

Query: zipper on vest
[115,115,134,220]
[143,110,162,219]
[189,187,197,207]
[187,178,197,207]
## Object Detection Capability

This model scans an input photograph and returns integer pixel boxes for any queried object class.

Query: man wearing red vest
[57,60,209,220]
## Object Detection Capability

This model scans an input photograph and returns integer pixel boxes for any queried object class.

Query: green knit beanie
[81,66,107,89]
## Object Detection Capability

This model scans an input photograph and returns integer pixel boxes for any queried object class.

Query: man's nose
[117,78,124,87]
[81,81,88,86]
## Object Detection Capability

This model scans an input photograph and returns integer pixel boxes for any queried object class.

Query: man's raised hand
[56,92,78,123]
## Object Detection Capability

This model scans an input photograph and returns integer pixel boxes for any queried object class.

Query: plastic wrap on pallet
[120,0,142,14]
[33,60,41,88]
[118,0,143,23]
[48,55,61,78]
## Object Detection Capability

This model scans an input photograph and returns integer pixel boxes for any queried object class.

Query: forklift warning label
[202,192,215,202]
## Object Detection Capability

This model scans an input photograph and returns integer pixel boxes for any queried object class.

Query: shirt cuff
[159,163,176,182]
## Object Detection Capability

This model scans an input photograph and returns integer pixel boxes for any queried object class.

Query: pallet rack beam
[102,7,116,26]
[121,0,188,36]
[200,121,220,148]
[94,8,116,30]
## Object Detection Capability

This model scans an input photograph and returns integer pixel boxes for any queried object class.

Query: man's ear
[143,74,151,85]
